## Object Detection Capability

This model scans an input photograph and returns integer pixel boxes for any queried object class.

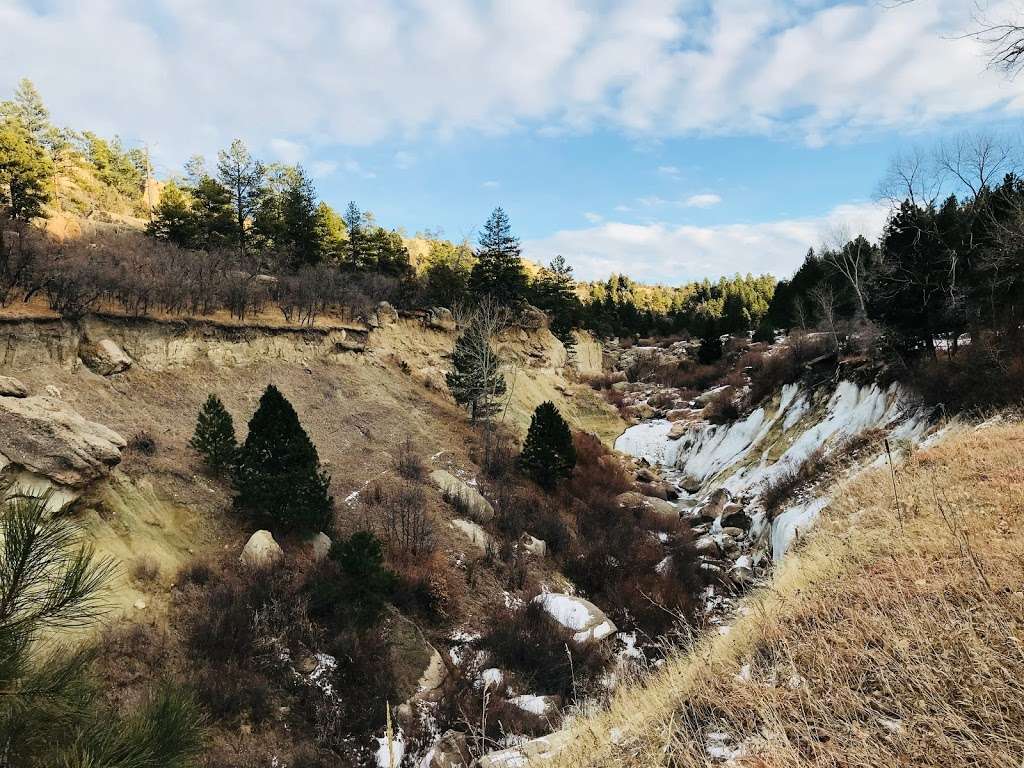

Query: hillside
[536,420,1024,767]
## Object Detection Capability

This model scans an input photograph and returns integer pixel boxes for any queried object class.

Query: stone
[518,304,548,330]
[375,301,399,326]
[0,395,126,490]
[239,530,284,568]
[310,531,332,562]
[296,655,318,674]
[0,376,28,397]
[668,421,690,440]
[80,337,132,375]
[476,730,573,768]
[635,467,658,483]
[520,533,547,557]
[133,599,147,610]
[695,535,721,557]
[616,491,679,528]
[500,694,562,735]
[420,730,472,768]
[426,307,457,332]
[721,509,752,530]
[731,555,754,587]
[636,481,668,500]
[45,385,62,399]
[698,488,731,520]
[451,518,492,555]
[432,469,494,522]
[414,649,448,702]
[721,526,746,539]
[532,593,617,647]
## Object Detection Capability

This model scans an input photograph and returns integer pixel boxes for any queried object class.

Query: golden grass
[546,422,1024,767]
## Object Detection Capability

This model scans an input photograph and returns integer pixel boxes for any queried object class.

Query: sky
[2,0,1024,284]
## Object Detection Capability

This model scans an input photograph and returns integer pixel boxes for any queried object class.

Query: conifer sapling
[190,394,237,474]
[518,401,576,490]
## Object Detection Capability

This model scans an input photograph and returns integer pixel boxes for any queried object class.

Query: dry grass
[543,421,1024,768]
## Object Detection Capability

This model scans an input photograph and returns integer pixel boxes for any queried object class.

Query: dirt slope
[542,420,1024,768]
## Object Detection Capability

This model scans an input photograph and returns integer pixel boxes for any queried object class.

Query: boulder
[731,555,754,587]
[500,694,562,735]
[721,508,752,531]
[694,535,721,557]
[636,481,668,500]
[375,301,399,326]
[80,338,132,375]
[668,421,690,440]
[720,526,746,539]
[239,530,284,568]
[519,533,547,557]
[0,376,28,398]
[698,488,731,520]
[616,491,679,528]
[421,731,472,768]
[476,730,572,768]
[310,531,332,562]
[426,307,457,332]
[0,395,126,489]
[518,304,548,330]
[413,649,448,703]
[451,518,492,555]
[432,469,494,522]
[635,467,658,483]
[532,593,617,647]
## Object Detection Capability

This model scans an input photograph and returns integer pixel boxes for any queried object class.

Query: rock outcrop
[450,518,492,555]
[432,469,494,522]
[0,395,126,494]
[426,307,457,332]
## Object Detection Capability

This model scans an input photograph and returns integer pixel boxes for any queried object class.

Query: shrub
[625,350,659,383]
[233,384,333,534]
[306,531,396,631]
[746,347,800,406]
[697,335,723,364]
[176,558,214,587]
[912,333,1024,413]
[128,430,158,456]
[362,477,434,558]
[393,435,426,482]
[702,386,740,424]
[131,556,160,584]
[479,601,607,699]
[189,394,237,474]
[519,401,577,490]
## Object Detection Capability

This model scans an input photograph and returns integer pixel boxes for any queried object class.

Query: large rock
[698,488,731,520]
[451,519,492,555]
[616,491,679,528]
[0,376,28,397]
[532,593,617,647]
[426,307,457,332]
[520,533,547,557]
[310,531,332,562]
[81,338,132,375]
[476,730,572,768]
[432,469,494,522]
[0,395,126,489]
[421,730,472,768]
[369,301,399,328]
[239,530,284,568]
[500,694,562,735]
[517,304,548,330]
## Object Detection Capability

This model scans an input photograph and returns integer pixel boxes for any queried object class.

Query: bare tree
[934,133,1015,203]
[809,282,841,351]
[877,145,943,208]
[821,225,871,318]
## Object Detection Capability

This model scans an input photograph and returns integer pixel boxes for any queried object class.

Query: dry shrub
[176,557,214,587]
[495,482,570,555]
[543,423,1024,768]
[389,549,461,621]
[653,360,727,391]
[626,350,660,383]
[913,332,1024,413]
[360,477,435,558]
[130,555,160,585]
[746,346,800,406]
[127,430,157,456]
[393,435,427,482]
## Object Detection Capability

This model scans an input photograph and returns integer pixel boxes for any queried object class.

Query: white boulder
[532,593,617,647]
[0,376,28,397]
[240,530,284,568]
[81,338,132,375]
[450,519,492,555]
[432,469,494,522]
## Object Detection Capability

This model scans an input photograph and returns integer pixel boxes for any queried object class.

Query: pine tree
[0,117,53,221]
[234,384,333,532]
[343,201,366,270]
[446,320,507,422]
[217,139,265,259]
[469,207,528,307]
[189,394,237,474]
[147,180,197,248]
[519,401,576,490]
[531,255,580,360]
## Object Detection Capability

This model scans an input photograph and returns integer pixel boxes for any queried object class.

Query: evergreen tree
[147,180,197,247]
[315,201,347,264]
[519,401,576,490]
[0,117,52,220]
[469,207,528,307]
[446,321,507,422]
[234,384,333,532]
[531,255,580,358]
[0,79,52,148]
[309,531,396,630]
[189,173,236,250]
[217,139,265,259]
[189,394,237,473]
[343,201,366,270]
[422,239,473,307]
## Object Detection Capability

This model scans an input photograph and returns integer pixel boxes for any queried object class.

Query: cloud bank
[523,201,890,284]
[0,0,1019,164]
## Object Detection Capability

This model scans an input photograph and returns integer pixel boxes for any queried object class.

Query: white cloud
[393,150,416,169]
[309,160,338,178]
[522,201,889,283]
[657,164,682,178]
[269,138,307,165]
[684,193,722,208]
[583,211,603,223]
[0,0,1019,162]
[343,159,376,179]
[482,180,500,189]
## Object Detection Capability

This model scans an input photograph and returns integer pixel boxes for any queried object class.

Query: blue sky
[3,0,1023,283]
